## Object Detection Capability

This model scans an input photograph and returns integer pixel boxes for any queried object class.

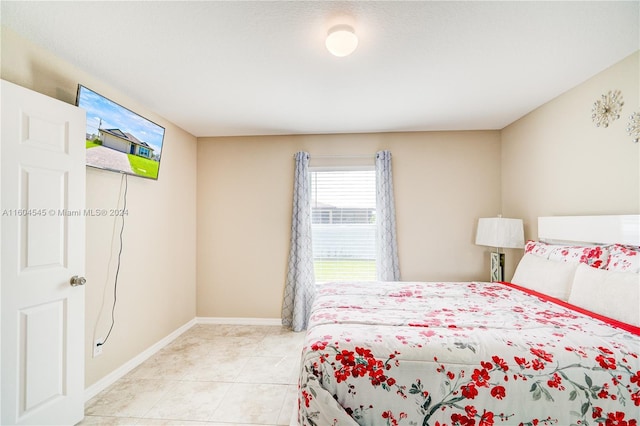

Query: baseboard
[196,316,283,326]
[84,318,197,401]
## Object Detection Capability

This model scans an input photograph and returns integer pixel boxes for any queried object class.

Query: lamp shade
[475,217,524,249]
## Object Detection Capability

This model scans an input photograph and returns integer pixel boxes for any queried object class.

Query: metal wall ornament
[628,111,640,143]
[592,90,624,128]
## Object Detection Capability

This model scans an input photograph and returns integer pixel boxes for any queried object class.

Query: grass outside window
[314,259,376,282]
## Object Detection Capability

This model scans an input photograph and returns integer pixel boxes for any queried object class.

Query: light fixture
[326,24,358,57]
[475,217,524,282]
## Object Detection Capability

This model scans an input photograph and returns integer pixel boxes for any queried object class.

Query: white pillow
[568,263,640,326]
[511,253,578,301]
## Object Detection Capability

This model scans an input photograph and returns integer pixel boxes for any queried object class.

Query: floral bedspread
[297,281,640,426]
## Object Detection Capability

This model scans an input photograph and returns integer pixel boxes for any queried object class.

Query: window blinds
[310,169,376,282]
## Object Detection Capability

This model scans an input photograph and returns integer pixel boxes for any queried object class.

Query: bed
[296,215,640,426]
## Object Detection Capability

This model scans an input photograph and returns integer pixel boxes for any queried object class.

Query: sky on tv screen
[77,86,164,157]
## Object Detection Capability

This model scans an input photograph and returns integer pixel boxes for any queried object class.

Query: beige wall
[197,131,502,318]
[501,51,640,274]
[1,28,198,388]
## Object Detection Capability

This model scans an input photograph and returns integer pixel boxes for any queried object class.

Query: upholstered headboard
[538,215,640,245]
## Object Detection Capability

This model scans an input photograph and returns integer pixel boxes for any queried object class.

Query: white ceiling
[2,1,638,137]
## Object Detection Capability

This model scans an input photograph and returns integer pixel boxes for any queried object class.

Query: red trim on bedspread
[500,281,640,336]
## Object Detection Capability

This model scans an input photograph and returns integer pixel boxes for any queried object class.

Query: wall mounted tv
[76,85,165,180]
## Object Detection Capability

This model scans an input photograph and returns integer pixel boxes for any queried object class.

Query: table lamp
[475,217,524,282]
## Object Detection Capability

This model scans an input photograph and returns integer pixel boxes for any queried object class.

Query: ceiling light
[325,24,358,57]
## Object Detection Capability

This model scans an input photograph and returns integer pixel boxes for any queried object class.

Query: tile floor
[80,324,306,425]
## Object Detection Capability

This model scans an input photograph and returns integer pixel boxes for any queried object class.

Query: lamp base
[490,252,505,282]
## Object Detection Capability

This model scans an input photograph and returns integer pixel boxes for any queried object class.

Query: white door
[1,80,86,425]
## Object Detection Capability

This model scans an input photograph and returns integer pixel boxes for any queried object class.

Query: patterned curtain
[282,152,316,331]
[376,150,401,281]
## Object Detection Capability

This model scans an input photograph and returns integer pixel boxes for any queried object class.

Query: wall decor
[591,89,624,128]
[627,111,639,143]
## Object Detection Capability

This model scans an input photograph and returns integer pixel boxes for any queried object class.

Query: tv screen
[76,85,165,180]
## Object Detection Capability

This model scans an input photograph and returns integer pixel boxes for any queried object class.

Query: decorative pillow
[605,244,640,273]
[548,245,609,269]
[524,240,609,269]
[511,253,578,301]
[524,240,555,258]
[569,263,640,326]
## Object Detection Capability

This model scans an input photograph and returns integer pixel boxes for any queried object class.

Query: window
[310,168,376,282]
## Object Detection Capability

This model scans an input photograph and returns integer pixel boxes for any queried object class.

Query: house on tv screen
[99,128,155,159]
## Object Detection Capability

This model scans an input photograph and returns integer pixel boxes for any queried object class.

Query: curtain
[282,151,316,331]
[376,150,401,281]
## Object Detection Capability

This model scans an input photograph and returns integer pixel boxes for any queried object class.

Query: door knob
[70,275,86,287]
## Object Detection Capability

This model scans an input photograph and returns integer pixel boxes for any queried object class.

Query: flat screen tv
[76,85,165,180]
